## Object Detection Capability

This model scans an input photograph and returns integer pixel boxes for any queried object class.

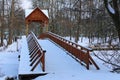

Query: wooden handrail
[27,32,46,72]
[39,32,99,70]
[19,32,46,80]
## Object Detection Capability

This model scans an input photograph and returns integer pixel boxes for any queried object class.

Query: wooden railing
[27,32,46,72]
[19,32,46,80]
[39,32,99,70]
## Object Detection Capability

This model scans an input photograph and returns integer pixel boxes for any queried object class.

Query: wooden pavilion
[25,7,49,35]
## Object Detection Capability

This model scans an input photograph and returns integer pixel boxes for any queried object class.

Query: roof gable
[25,7,49,24]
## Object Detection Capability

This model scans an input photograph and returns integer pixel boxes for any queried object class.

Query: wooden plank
[29,45,37,55]
[30,48,39,59]
[30,53,41,66]
[31,55,42,71]
[19,73,47,80]
[31,51,46,71]
[89,56,100,70]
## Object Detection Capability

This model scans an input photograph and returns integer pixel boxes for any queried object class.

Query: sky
[20,0,33,9]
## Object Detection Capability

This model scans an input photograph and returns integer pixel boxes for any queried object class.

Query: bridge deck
[38,39,113,80]
[39,39,83,73]
[35,39,120,80]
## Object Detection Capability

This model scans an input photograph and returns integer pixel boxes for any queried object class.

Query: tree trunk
[104,0,120,43]
[8,0,14,44]
[75,0,81,43]
[0,0,4,46]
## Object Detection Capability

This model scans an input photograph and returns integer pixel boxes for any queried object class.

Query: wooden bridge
[18,31,99,80]
[39,32,99,70]
[18,7,99,80]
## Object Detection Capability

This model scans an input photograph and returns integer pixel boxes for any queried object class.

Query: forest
[0,0,120,69]
[0,0,120,45]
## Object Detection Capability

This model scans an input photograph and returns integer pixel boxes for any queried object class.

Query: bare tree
[103,0,120,43]
[0,0,4,46]
[8,0,15,44]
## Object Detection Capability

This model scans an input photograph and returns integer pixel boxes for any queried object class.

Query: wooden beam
[26,24,29,36]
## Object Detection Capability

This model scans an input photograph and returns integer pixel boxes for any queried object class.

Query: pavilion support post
[41,23,44,33]
[44,21,48,32]
[46,24,48,32]
[26,24,29,36]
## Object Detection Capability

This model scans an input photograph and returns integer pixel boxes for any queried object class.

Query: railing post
[26,24,29,36]
[41,50,46,72]
[86,50,90,70]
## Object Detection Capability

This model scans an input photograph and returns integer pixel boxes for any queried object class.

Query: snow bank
[0,42,19,80]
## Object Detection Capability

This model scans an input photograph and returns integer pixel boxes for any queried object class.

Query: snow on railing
[27,32,46,72]
[39,32,99,70]
[19,32,46,80]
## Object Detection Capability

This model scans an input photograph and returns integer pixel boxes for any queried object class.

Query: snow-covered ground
[64,37,119,47]
[0,37,120,80]
[0,42,19,80]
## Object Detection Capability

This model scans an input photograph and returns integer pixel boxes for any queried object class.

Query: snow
[19,36,45,75]
[25,9,34,17]
[41,10,49,18]
[25,8,49,18]
[0,42,19,80]
[64,37,90,47]
[0,36,120,80]
[34,39,120,80]
[108,3,115,14]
